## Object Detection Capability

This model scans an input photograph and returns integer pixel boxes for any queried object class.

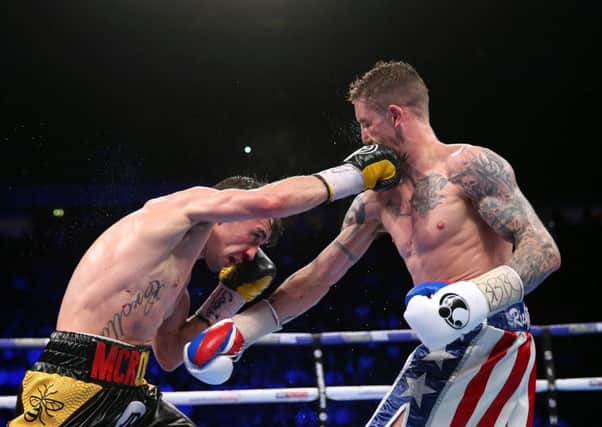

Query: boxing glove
[192,248,277,325]
[183,319,244,385]
[184,300,282,384]
[404,266,524,350]
[315,144,402,201]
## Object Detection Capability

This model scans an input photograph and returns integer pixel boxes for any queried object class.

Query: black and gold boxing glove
[315,144,402,201]
[219,248,277,302]
[192,249,277,325]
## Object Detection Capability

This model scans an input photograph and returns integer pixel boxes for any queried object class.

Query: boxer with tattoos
[191,61,560,427]
[9,142,402,426]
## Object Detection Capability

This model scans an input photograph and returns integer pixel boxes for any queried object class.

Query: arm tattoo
[333,240,357,262]
[342,195,366,239]
[101,280,166,340]
[450,149,559,293]
[448,150,514,200]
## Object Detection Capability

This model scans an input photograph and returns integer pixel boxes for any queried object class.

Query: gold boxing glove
[315,144,402,201]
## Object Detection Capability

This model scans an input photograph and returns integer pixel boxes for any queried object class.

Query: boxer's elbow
[153,339,184,372]
[547,239,562,273]
[252,192,290,218]
[156,353,182,372]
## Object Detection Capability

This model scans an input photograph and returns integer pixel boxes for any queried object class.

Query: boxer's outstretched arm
[143,176,329,227]
[268,194,382,324]
[143,144,402,227]
[449,146,561,294]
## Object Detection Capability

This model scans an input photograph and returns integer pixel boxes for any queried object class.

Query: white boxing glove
[403,281,489,351]
[183,342,234,385]
[403,266,524,351]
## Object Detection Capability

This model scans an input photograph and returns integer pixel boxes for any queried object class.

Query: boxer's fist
[343,144,402,192]
[315,144,402,201]
[403,281,489,351]
[183,319,245,384]
[219,248,276,302]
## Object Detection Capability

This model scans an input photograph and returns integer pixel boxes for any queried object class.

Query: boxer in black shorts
[12,331,193,426]
[9,147,402,425]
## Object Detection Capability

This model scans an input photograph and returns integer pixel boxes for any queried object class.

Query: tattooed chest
[385,174,451,219]
[383,174,471,257]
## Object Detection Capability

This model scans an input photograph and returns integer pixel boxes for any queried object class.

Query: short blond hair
[348,61,430,119]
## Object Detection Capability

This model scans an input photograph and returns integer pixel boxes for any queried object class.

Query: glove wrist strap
[193,283,246,325]
[314,163,364,201]
[233,300,281,345]
[472,265,524,313]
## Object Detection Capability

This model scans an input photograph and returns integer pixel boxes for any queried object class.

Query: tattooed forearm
[507,229,560,294]
[333,240,357,262]
[101,280,166,340]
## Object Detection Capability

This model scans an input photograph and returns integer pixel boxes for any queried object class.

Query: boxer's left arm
[449,146,561,294]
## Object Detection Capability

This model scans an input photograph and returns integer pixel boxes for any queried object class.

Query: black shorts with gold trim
[9,330,196,427]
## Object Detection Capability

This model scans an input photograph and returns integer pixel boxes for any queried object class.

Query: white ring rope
[1,379,601,409]
[1,321,601,349]
[1,322,600,410]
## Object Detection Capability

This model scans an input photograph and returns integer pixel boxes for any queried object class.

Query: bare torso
[374,144,512,284]
[56,207,212,345]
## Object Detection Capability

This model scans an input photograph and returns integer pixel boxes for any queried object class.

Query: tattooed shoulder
[448,147,516,200]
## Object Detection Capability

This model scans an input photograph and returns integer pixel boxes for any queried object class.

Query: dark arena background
[1,1,601,426]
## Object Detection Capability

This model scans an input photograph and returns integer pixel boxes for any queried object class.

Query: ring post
[312,333,328,427]
[541,327,559,426]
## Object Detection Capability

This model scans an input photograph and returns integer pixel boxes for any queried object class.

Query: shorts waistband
[487,301,531,332]
[33,330,151,387]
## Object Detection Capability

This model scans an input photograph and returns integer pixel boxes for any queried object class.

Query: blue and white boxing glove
[403,266,524,351]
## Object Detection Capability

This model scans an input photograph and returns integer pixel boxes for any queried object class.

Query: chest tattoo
[411,174,449,218]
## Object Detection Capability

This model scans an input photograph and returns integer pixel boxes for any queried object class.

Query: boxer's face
[204,218,272,271]
[353,99,399,149]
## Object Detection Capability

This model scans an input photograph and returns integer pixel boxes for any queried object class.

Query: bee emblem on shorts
[24,383,65,425]
[438,293,470,329]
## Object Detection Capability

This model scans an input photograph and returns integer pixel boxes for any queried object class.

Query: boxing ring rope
[2,321,601,349]
[2,321,601,426]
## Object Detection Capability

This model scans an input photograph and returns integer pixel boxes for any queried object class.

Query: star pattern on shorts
[401,373,437,408]
[422,350,457,370]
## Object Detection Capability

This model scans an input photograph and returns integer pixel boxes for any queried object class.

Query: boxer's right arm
[184,194,383,383]
[268,193,382,325]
